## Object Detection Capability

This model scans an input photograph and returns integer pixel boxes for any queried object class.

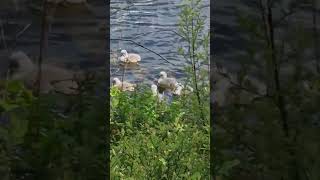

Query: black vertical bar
[210,0,215,179]
[106,0,111,179]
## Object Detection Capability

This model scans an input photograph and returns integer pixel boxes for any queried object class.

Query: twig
[110,67,120,76]
[35,0,49,96]
[216,70,267,97]
[132,29,185,40]
[273,8,298,27]
[15,23,32,39]
[110,38,176,66]
[121,63,127,90]
[0,19,7,50]
[110,1,134,16]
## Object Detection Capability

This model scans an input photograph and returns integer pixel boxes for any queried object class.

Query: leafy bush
[0,77,107,180]
[110,86,210,179]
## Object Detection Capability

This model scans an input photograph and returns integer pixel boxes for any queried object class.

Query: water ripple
[111,0,209,84]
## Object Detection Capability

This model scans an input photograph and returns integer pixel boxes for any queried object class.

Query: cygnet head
[120,49,128,56]
[112,77,121,85]
[159,71,167,78]
[9,51,34,75]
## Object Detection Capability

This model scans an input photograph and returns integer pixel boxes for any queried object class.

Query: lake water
[110,0,210,85]
[212,0,318,73]
[1,0,315,83]
[0,1,107,77]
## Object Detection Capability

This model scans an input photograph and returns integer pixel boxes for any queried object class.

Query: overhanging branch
[110,38,176,66]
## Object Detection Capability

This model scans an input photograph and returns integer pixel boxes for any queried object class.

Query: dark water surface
[0,0,107,76]
[212,0,318,72]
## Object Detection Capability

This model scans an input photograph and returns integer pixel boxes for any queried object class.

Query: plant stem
[0,19,8,51]
[266,2,301,180]
[189,0,205,122]
[266,1,289,137]
[24,1,49,177]
[258,0,274,96]
[36,0,49,96]
[121,63,127,91]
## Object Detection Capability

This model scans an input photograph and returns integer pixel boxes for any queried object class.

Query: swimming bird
[151,79,175,103]
[119,49,141,63]
[173,83,194,96]
[8,51,79,94]
[151,83,164,101]
[112,77,136,92]
[157,71,178,92]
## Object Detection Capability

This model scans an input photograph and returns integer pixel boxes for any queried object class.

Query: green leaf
[218,159,240,176]
[0,101,19,112]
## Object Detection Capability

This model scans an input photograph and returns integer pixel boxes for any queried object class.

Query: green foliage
[110,86,209,179]
[111,1,214,178]
[0,76,107,180]
[177,0,210,124]
[213,0,320,179]
[0,80,35,112]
